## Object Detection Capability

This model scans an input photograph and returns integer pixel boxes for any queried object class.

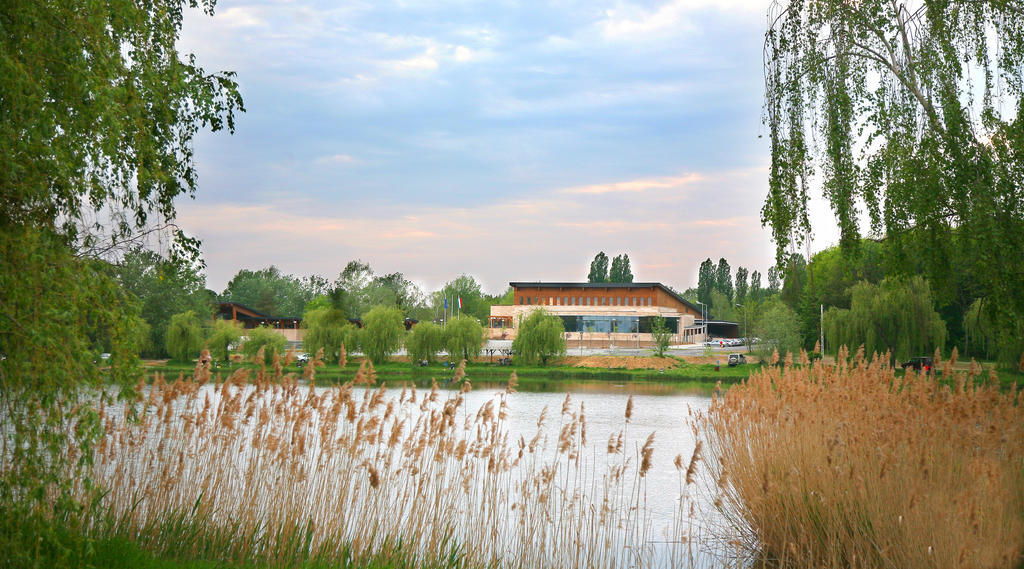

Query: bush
[360,305,404,365]
[701,347,1024,568]
[651,315,671,357]
[512,309,566,366]
[444,315,484,362]
[406,321,444,364]
[241,325,286,365]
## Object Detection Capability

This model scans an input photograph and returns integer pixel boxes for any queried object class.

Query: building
[216,302,303,344]
[488,282,737,348]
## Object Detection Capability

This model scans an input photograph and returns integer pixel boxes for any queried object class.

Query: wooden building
[488,282,734,348]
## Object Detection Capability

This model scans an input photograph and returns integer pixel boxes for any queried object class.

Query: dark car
[901,357,933,372]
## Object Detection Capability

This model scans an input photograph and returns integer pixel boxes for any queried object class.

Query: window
[562,296,567,305]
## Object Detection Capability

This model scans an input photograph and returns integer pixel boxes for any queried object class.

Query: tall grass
[85,356,704,568]
[700,347,1024,569]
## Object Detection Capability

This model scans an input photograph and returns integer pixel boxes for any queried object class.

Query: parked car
[901,356,933,372]
[728,353,747,366]
[295,352,310,365]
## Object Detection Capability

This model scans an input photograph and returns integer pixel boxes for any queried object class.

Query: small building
[488,282,736,348]
[216,302,303,344]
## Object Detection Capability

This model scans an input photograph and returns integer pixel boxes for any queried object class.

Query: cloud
[599,0,767,41]
[315,154,359,165]
[559,173,703,195]
[177,166,776,295]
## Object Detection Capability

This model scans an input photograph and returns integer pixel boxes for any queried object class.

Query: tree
[754,298,803,362]
[221,266,311,317]
[609,254,634,283]
[697,258,716,307]
[588,252,610,283]
[512,309,566,366]
[767,265,781,294]
[207,319,243,363]
[360,305,405,365]
[334,260,374,316]
[735,267,749,304]
[750,270,763,302]
[241,325,287,365]
[2,0,242,248]
[111,248,212,357]
[763,0,1024,367]
[165,310,205,362]
[823,276,947,363]
[438,274,488,322]
[715,258,733,303]
[651,316,672,357]
[405,321,445,364]
[445,315,485,363]
[302,307,357,364]
[1,0,240,560]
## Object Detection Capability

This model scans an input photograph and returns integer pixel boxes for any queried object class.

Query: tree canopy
[360,305,405,365]
[1,0,243,249]
[512,309,566,366]
[609,254,634,283]
[221,266,311,317]
[763,0,1024,362]
[588,252,610,283]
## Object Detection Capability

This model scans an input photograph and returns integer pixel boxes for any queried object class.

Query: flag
[444,297,448,309]
[458,296,462,309]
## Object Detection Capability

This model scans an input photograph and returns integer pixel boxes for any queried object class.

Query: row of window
[518,295,653,307]
[558,315,680,334]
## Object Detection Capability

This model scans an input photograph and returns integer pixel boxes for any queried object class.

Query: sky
[174,0,840,296]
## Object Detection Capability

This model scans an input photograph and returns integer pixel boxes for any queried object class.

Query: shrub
[512,309,566,366]
[700,346,1024,568]
[651,315,671,357]
[405,321,444,364]
[241,325,286,365]
[444,315,484,362]
[360,305,404,365]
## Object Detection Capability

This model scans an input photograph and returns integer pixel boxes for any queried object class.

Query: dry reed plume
[699,346,1024,569]
[88,364,696,568]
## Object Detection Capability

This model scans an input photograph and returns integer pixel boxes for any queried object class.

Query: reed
[84,365,698,568]
[699,347,1024,569]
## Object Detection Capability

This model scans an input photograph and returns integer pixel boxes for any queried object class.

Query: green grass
[153,355,754,387]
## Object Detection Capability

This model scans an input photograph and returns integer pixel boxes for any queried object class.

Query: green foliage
[588,252,610,283]
[302,307,357,363]
[715,258,733,303]
[207,319,243,363]
[405,321,445,364]
[512,309,566,366]
[609,254,634,283]
[763,0,1024,366]
[697,258,715,307]
[111,248,212,357]
[241,326,287,365]
[734,267,749,304]
[709,290,736,322]
[651,316,672,357]
[754,298,803,361]
[823,276,947,363]
[0,229,142,567]
[360,305,405,365]
[444,315,484,362]
[437,274,489,322]
[221,266,313,317]
[165,310,206,362]
[0,0,243,245]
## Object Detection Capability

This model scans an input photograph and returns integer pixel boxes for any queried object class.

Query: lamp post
[695,300,706,344]
[736,303,748,353]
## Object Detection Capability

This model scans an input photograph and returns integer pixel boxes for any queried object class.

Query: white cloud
[315,154,359,165]
[599,0,768,41]
[560,173,703,195]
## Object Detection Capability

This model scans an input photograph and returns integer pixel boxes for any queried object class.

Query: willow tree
[823,276,946,363]
[764,0,1024,363]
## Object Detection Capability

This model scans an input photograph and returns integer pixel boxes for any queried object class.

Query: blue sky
[175,0,838,295]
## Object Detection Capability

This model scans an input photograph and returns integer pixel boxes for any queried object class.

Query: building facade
[488,282,709,348]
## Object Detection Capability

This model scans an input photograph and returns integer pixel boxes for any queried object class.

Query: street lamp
[736,303,748,353]
[695,300,706,344]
